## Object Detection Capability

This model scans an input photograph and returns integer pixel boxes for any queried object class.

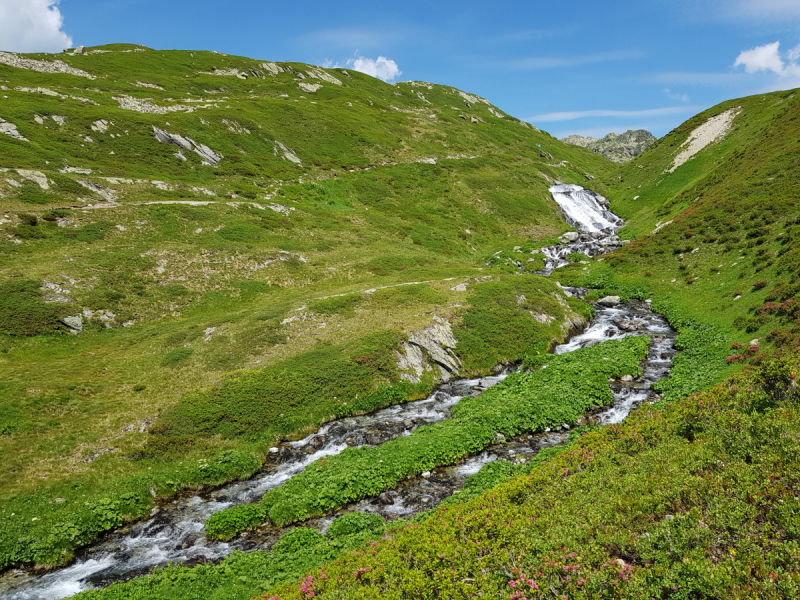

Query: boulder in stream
[597,295,621,307]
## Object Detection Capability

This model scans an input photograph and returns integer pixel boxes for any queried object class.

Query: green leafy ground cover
[0,45,613,568]
[205,336,647,538]
[259,350,800,600]
[72,443,578,599]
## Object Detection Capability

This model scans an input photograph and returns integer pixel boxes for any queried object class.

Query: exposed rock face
[305,66,342,85]
[0,118,28,141]
[562,130,656,163]
[274,141,301,165]
[153,126,222,165]
[396,316,462,383]
[77,179,119,201]
[0,52,94,79]
[62,315,82,332]
[298,82,322,93]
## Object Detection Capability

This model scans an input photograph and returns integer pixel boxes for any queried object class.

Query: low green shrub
[326,512,384,539]
[159,347,194,367]
[308,294,361,315]
[0,280,69,336]
[209,336,648,535]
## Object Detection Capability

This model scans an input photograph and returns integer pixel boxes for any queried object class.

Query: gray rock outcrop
[396,316,462,383]
[0,52,94,79]
[153,126,222,165]
[562,130,656,164]
[0,118,28,141]
[62,315,82,332]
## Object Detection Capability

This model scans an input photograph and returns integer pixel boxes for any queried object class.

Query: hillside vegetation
[0,45,613,569]
[4,44,800,600]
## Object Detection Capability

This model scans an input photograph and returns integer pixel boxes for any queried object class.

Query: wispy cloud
[733,0,800,19]
[0,0,72,53]
[295,27,402,51]
[508,49,644,70]
[663,88,690,102]
[493,25,580,43]
[646,71,746,86]
[527,106,699,123]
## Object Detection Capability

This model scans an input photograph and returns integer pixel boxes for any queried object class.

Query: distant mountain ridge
[562,129,656,163]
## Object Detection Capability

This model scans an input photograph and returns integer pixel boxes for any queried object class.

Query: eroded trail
[0,185,676,599]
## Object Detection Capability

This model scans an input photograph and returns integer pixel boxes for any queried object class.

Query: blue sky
[3,0,800,139]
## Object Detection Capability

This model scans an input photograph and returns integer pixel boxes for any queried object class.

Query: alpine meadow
[0,40,799,600]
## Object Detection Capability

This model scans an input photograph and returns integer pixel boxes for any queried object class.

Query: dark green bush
[326,512,384,539]
[0,280,69,336]
[159,347,194,367]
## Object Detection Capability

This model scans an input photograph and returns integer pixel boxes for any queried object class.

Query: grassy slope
[230,88,800,600]
[0,45,616,567]
[127,89,800,599]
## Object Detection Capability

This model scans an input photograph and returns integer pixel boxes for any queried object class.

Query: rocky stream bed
[0,183,678,599]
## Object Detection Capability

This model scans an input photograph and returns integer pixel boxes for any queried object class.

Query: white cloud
[509,49,643,70]
[733,41,785,74]
[0,0,72,53]
[733,41,800,90]
[527,106,699,123]
[347,55,401,82]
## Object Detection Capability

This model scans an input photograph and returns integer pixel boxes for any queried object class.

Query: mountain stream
[0,183,677,599]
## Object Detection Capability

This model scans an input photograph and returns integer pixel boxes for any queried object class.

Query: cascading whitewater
[538,183,626,275]
[548,183,622,233]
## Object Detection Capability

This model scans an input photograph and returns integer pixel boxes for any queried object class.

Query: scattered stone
[115,95,216,114]
[91,119,110,133]
[60,166,92,174]
[450,282,468,292]
[267,203,295,217]
[561,232,579,242]
[422,471,431,478]
[0,51,94,79]
[133,81,165,90]
[749,338,759,347]
[495,433,506,443]
[261,62,285,76]
[74,46,86,55]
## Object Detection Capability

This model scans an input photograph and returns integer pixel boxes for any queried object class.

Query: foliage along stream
[0,183,677,599]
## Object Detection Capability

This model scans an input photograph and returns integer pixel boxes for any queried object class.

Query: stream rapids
[0,183,678,599]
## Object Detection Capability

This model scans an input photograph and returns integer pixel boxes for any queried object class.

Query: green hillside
[0,45,613,569]
[4,45,800,600]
